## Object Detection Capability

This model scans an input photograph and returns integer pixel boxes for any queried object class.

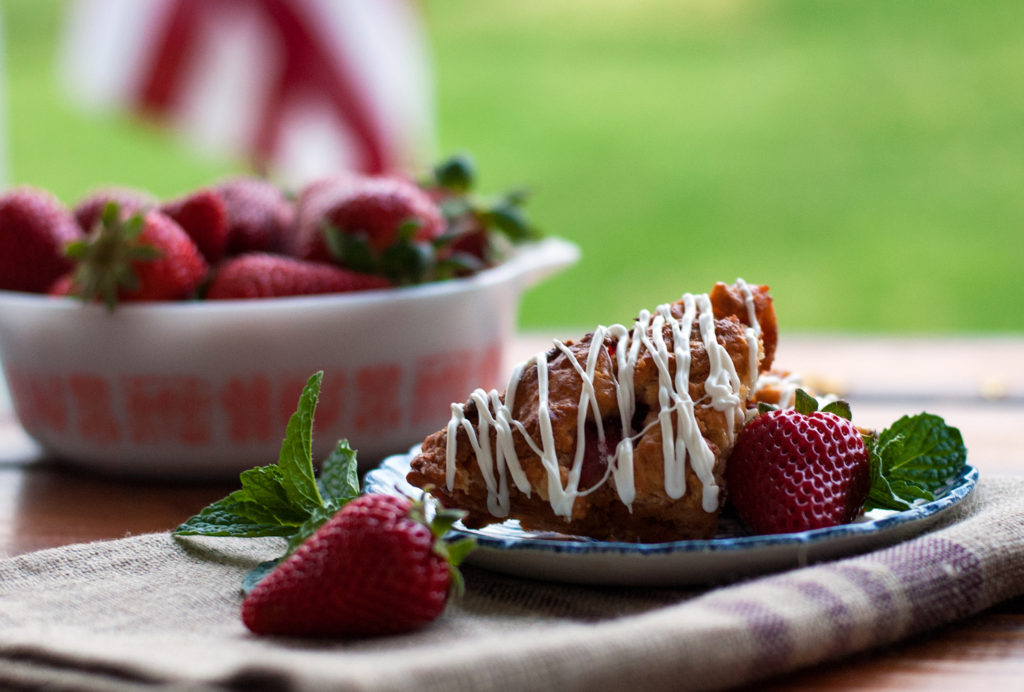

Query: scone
[407,279,778,541]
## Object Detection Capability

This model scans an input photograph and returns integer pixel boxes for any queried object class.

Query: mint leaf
[865,452,927,512]
[173,503,296,537]
[878,413,966,491]
[863,412,966,511]
[317,439,360,505]
[276,372,325,513]
[242,558,283,595]
[174,371,341,539]
[235,466,310,525]
[284,504,340,555]
[217,484,303,526]
[174,370,376,594]
[271,439,363,555]
[174,481,301,537]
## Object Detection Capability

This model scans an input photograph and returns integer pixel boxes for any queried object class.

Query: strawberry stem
[64,202,162,310]
[407,489,476,598]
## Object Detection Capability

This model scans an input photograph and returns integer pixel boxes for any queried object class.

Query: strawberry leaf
[64,203,163,311]
[429,507,468,540]
[438,196,474,220]
[323,223,435,285]
[378,230,432,284]
[323,226,376,273]
[484,200,534,242]
[431,152,476,193]
[821,400,852,421]
[793,389,818,414]
[444,536,477,568]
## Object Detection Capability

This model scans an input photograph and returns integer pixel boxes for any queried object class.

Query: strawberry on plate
[242,493,469,637]
[726,390,967,535]
[0,187,83,293]
[726,405,870,534]
[206,253,390,299]
[62,204,208,307]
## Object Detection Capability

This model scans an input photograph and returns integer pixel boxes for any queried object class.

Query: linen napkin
[0,476,1021,692]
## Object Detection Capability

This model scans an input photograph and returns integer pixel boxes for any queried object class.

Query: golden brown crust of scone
[710,281,778,372]
[407,282,774,542]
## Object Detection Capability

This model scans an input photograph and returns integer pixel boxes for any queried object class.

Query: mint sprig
[174,370,475,595]
[864,413,967,511]
[173,371,357,544]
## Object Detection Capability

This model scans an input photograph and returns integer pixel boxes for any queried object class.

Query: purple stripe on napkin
[707,599,793,676]
[780,578,853,655]
[823,564,898,640]
[870,537,983,631]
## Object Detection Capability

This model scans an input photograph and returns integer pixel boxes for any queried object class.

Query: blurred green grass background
[2,0,1022,332]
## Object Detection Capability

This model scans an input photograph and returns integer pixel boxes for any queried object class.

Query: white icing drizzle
[753,372,803,410]
[753,371,840,409]
[445,280,763,521]
[736,278,762,397]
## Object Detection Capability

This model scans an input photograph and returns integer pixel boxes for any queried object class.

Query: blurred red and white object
[59,0,436,186]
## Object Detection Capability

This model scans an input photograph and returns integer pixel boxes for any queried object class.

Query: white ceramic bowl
[0,238,578,478]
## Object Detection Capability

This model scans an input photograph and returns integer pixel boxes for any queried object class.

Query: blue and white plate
[364,448,978,587]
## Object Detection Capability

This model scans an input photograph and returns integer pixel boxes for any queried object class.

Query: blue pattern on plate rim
[364,446,978,557]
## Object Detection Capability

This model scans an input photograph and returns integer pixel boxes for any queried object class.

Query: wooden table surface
[1,334,1022,689]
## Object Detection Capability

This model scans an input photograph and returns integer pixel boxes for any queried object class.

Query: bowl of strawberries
[0,155,577,477]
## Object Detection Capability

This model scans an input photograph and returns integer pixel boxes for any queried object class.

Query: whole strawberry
[0,187,83,293]
[216,177,294,255]
[289,174,361,261]
[241,494,472,637]
[63,204,208,307]
[159,189,228,264]
[292,176,444,263]
[73,186,155,232]
[726,403,870,534]
[206,253,390,299]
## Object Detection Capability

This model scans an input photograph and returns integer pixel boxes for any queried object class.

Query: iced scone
[406,280,778,542]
